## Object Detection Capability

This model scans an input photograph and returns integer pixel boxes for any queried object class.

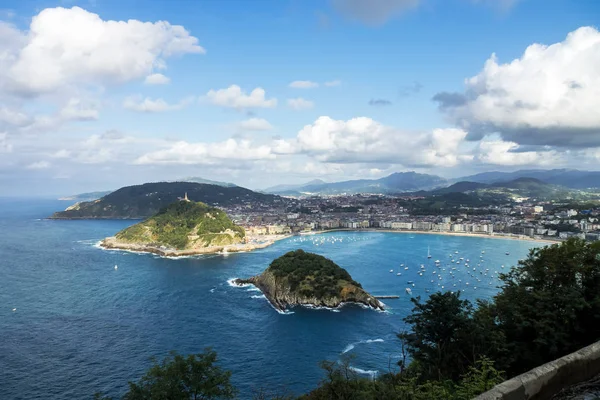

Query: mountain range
[264,169,600,196]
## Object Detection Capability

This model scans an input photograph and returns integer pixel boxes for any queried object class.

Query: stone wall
[474,341,600,400]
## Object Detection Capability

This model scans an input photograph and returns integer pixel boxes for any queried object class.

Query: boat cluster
[387,248,512,296]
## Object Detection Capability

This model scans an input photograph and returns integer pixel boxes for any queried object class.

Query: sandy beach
[305,228,561,245]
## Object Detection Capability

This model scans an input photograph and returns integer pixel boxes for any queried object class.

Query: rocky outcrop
[235,269,384,312]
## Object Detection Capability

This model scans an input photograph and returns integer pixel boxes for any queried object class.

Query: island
[100,199,286,256]
[234,249,384,312]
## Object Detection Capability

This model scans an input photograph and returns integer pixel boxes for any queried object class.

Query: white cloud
[289,80,319,89]
[477,138,562,166]
[123,96,193,112]
[332,0,420,25]
[324,80,342,87]
[0,132,12,153]
[5,7,203,95]
[134,138,275,165]
[434,26,600,147]
[144,73,171,85]
[237,118,273,131]
[26,160,51,170]
[288,97,314,110]
[206,85,277,109]
[59,98,99,121]
[291,116,470,167]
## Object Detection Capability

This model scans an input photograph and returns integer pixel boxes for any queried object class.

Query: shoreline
[304,228,560,245]
[99,233,292,257]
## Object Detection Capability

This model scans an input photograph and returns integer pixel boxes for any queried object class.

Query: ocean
[0,198,546,399]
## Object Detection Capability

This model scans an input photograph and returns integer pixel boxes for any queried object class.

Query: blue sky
[0,0,599,195]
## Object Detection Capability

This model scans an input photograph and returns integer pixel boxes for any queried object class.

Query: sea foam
[342,338,385,354]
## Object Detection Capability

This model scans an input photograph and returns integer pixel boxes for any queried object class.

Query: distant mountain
[58,191,112,201]
[264,179,327,193]
[431,181,489,194]
[50,182,282,219]
[457,169,600,189]
[178,177,237,187]
[267,172,447,196]
[60,177,236,202]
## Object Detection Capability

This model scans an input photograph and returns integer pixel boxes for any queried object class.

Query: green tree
[492,238,600,376]
[399,292,485,381]
[123,349,237,400]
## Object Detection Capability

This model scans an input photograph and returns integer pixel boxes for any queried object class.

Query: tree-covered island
[235,249,384,312]
[100,200,271,256]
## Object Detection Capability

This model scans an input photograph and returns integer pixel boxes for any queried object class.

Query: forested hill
[114,201,245,250]
[50,182,283,219]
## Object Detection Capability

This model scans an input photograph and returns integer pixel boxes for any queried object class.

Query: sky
[0,0,599,196]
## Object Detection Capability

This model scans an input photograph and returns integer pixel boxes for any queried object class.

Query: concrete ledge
[474,341,600,400]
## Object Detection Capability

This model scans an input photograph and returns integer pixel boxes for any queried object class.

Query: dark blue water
[0,199,545,399]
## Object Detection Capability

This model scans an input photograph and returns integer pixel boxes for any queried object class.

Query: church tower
[184,192,190,202]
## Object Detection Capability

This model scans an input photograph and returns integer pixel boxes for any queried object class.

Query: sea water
[0,198,545,399]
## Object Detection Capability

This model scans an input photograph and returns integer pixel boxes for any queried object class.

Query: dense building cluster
[221,193,600,242]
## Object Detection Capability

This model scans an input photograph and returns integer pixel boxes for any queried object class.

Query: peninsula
[234,249,384,312]
[100,199,285,256]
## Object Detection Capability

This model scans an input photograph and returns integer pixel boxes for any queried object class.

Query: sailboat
[427,246,432,259]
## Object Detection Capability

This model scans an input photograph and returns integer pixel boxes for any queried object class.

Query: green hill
[50,181,283,219]
[235,250,383,311]
[114,200,245,250]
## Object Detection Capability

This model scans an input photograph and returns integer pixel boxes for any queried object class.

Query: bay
[0,198,545,399]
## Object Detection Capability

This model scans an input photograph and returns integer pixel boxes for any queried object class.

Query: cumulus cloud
[368,99,392,106]
[289,116,470,167]
[288,97,314,110]
[289,80,319,89]
[477,138,562,166]
[122,96,194,113]
[237,118,273,131]
[144,73,171,85]
[134,139,275,165]
[26,160,51,170]
[434,26,600,147]
[4,7,203,96]
[59,98,99,121]
[206,85,277,109]
[332,0,420,25]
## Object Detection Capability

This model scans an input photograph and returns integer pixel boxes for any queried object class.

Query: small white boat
[404,267,408,270]
[396,272,402,276]
[405,288,412,295]
[389,269,394,273]
[114,265,118,270]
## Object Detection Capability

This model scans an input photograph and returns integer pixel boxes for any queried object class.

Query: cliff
[101,200,245,252]
[235,250,383,311]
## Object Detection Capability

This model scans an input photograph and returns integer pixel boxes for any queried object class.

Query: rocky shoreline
[100,234,290,257]
[233,270,384,312]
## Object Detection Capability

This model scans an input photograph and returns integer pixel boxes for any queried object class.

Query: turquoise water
[0,199,546,399]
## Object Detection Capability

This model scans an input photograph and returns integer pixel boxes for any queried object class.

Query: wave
[342,338,385,354]
[246,287,261,292]
[251,294,266,299]
[227,278,253,288]
[349,366,378,378]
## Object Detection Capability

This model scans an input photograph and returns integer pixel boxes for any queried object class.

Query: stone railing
[474,341,600,400]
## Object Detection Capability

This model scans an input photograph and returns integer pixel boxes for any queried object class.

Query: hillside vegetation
[51,182,282,219]
[269,250,362,299]
[115,201,245,250]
